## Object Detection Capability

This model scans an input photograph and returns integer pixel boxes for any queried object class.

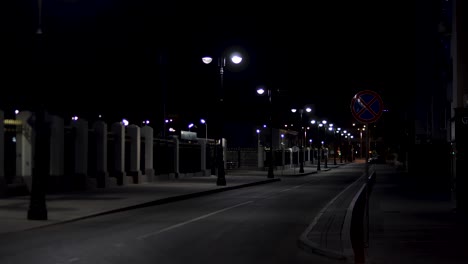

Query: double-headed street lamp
[321,120,329,168]
[311,120,320,171]
[202,51,243,186]
[311,119,327,171]
[256,87,274,178]
[291,106,312,173]
[353,123,366,159]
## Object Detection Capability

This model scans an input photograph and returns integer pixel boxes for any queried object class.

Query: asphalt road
[0,165,364,264]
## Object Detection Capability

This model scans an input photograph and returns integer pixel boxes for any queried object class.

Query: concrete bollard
[126,124,143,183]
[111,122,128,186]
[70,118,93,190]
[199,139,208,176]
[16,111,33,191]
[48,115,64,191]
[93,120,115,188]
[289,148,293,169]
[172,135,179,179]
[141,125,155,182]
[258,144,264,169]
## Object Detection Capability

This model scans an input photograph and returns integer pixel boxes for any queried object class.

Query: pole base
[217,164,226,186]
[216,175,226,186]
[267,167,274,178]
[27,206,48,220]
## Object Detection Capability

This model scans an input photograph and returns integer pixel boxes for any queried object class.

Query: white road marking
[278,185,302,193]
[137,201,253,240]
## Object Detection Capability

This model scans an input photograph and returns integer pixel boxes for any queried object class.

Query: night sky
[1,1,414,135]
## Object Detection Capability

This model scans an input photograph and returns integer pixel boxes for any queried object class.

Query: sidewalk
[367,164,468,264]
[0,164,325,236]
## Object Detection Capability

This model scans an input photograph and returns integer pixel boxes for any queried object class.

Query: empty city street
[0,164,364,264]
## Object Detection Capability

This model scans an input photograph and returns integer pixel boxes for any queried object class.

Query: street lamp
[356,125,366,159]
[321,120,328,168]
[311,120,321,171]
[343,130,348,162]
[257,87,274,178]
[200,118,215,176]
[202,51,244,186]
[256,129,264,169]
[309,138,314,165]
[337,128,343,163]
[327,124,335,167]
[188,123,196,131]
[291,106,312,173]
[200,119,208,142]
[256,128,261,146]
[319,123,324,170]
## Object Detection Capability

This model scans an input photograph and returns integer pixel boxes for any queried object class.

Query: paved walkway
[0,163,328,235]
[366,164,468,264]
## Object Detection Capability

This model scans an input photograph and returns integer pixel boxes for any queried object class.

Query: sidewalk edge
[10,178,281,234]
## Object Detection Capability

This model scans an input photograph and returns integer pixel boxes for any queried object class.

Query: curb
[18,178,282,233]
[297,168,374,262]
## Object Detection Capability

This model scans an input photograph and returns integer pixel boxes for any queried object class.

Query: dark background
[1,0,414,137]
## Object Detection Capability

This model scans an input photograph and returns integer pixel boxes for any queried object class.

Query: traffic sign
[350,90,384,123]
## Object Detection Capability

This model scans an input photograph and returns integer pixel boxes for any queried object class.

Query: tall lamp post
[327,123,337,165]
[200,118,214,176]
[309,139,314,165]
[257,87,274,178]
[256,129,261,147]
[28,0,49,220]
[202,52,243,186]
[335,127,341,164]
[311,120,321,171]
[321,120,328,168]
[357,125,366,159]
[256,129,264,169]
[343,130,348,162]
[291,106,312,173]
[339,129,344,163]
[200,119,208,143]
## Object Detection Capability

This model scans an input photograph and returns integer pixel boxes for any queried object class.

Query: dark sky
[1,1,414,131]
